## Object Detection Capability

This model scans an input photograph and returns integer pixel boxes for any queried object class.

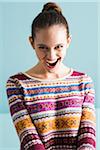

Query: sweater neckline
[22,68,73,82]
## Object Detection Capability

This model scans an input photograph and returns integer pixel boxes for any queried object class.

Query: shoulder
[6,72,31,89]
[6,72,29,82]
[71,69,94,83]
[71,69,85,76]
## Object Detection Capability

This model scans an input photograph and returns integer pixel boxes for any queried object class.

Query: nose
[46,49,57,61]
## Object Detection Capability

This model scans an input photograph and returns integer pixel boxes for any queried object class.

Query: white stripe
[9,97,22,107]
[25,90,85,99]
[83,103,95,110]
[78,133,96,140]
[77,144,95,150]
[40,128,79,137]
[25,95,83,105]
[13,112,29,124]
[24,139,43,150]
[20,129,39,143]
[31,107,82,118]
[80,123,96,129]
[42,132,78,142]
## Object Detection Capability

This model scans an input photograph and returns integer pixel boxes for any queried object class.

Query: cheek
[60,49,67,58]
[36,51,46,60]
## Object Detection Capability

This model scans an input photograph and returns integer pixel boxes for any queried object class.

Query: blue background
[0,1,99,149]
[0,1,99,113]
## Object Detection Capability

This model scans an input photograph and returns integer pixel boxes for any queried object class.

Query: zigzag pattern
[6,70,96,150]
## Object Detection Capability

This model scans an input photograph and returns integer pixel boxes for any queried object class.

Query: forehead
[34,25,67,45]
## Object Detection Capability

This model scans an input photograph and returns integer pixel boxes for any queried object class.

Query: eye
[39,46,45,49]
[38,46,48,50]
[55,45,63,49]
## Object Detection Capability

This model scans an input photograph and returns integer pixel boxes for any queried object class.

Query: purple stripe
[26,98,83,113]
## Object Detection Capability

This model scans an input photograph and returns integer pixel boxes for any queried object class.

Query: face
[29,25,71,73]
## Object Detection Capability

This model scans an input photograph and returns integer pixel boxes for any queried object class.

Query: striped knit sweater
[6,68,96,150]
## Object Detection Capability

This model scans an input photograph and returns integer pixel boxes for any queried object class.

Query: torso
[7,69,94,150]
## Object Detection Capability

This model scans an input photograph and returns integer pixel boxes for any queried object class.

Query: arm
[77,76,96,150]
[6,77,45,150]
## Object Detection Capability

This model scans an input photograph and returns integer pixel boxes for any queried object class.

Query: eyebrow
[37,43,64,47]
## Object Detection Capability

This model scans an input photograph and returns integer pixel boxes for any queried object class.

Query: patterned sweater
[6,69,96,150]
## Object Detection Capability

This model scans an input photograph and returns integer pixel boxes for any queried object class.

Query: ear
[29,36,35,49]
[66,35,72,49]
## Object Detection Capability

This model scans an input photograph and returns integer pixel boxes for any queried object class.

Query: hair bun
[42,2,62,14]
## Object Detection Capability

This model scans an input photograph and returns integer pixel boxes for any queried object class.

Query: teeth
[46,58,60,63]
[46,61,56,66]
[46,60,57,63]
[46,63,51,66]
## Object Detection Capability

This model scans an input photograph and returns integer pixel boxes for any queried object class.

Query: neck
[34,62,69,79]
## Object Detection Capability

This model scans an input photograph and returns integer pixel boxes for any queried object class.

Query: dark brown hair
[31,2,70,40]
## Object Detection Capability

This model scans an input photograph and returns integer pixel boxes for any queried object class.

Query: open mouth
[46,58,61,67]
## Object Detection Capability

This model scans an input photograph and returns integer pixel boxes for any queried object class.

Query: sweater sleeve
[77,76,96,150]
[6,77,45,150]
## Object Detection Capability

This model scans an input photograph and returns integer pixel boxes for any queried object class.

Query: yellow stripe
[35,115,81,134]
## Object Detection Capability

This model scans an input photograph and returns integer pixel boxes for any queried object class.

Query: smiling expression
[29,25,71,73]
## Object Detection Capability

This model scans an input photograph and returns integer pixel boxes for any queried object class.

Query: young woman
[6,2,96,150]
